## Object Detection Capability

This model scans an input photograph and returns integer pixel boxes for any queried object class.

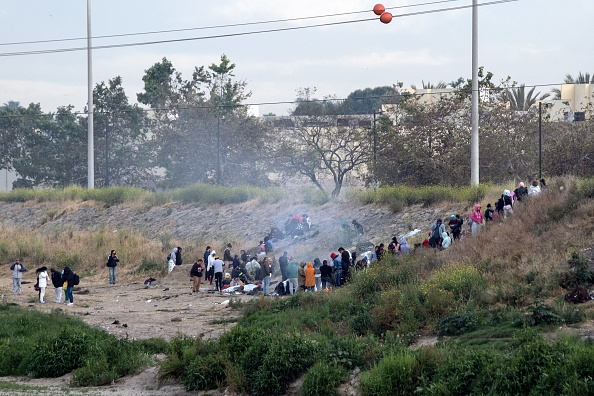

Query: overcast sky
[1,0,592,116]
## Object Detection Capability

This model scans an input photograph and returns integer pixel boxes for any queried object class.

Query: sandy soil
[0,264,270,395]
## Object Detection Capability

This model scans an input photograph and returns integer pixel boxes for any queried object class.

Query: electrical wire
[0,0,518,58]
[0,0,464,47]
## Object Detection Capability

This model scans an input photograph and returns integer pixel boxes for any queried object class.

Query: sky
[1,0,593,116]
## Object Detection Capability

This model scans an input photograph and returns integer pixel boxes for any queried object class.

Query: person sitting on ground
[429,218,445,248]
[440,232,452,249]
[399,238,411,254]
[470,204,483,234]
[230,277,242,288]
[305,262,316,292]
[352,219,364,234]
[484,203,494,222]
[529,180,541,196]
[240,249,249,264]
[540,178,547,189]
[258,240,266,254]
[377,243,386,261]
[370,246,378,263]
[422,233,431,247]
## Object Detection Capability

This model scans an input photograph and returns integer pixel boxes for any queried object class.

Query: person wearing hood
[50,268,63,303]
[470,204,483,234]
[106,250,119,284]
[298,261,307,292]
[36,266,50,303]
[331,253,343,288]
[313,258,322,291]
[440,232,452,249]
[503,190,514,218]
[305,262,316,292]
[61,266,75,306]
[286,261,299,295]
[279,251,289,281]
[207,251,216,285]
[246,257,261,280]
[429,218,445,248]
[399,238,411,254]
[529,180,541,196]
[320,260,333,290]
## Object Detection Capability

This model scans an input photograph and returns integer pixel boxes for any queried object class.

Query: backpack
[275,281,286,295]
[73,273,80,286]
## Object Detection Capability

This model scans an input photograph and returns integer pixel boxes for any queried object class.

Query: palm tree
[550,72,594,99]
[410,81,448,90]
[506,84,550,111]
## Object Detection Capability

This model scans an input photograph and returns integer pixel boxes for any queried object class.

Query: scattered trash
[171,316,182,322]
[163,288,169,291]
[220,300,230,306]
[112,320,120,325]
[122,324,128,328]
[146,299,152,303]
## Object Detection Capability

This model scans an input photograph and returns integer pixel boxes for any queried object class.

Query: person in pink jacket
[470,204,483,235]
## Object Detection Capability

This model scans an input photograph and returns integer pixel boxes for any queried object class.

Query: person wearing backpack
[190,259,204,293]
[61,266,75,306]
[106,250,119,284]
[387,237,400,255]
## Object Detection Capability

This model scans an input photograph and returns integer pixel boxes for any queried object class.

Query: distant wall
[0,169,17,192]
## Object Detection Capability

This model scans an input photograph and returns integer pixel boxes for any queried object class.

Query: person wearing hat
[10,258,26,295]
[429,218,445,248]
[106,250,119,284]
[212,255,225,292]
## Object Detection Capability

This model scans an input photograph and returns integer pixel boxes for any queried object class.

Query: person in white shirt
[36,266,50,303]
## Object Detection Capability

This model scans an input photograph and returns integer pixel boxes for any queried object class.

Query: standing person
[448,215,459,236]
[313,258,322,291]
[106,250,119,285]
[212,256,225,292]
[190,259,204,293]
[305,262,316,292]
[429,218,445,247]
[503,190,514,218]
[203,246,211,267]
[331,253,342,288]
[10,258,26,295]
[61,266,75,306]
[484,204,495,223]
[174,247,183,266]
[223,243,233,265]
[298,261,307,292]
[377,244,386,261]
[470,204,484,234]
[286,261,299,295]
[207,251,216,285]
[261,257,272,296]
[279,251,289,281]
[36,266,50,303]
[320,260,333,290]
[50,268,63,303]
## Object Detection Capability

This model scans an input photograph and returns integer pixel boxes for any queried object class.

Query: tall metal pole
[87,0,94,189]
[373,110,377,183]
[538,102,542,179]
[105,115,109,187]
[470,0,479,185]
[216,117,221,184]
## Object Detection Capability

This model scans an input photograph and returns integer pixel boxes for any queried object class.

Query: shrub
[360,351,419,396]
[182,354,226,391]
[430,263,487,301]
[300,361,348,396]
[437,311,480,336]
[26,328,90,378]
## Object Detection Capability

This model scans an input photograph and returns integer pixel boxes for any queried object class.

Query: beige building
[539,83,593,121]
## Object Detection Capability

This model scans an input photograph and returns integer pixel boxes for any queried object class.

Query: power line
[0,0,518,58]
[0,0,464,47]
[0,81,570,119]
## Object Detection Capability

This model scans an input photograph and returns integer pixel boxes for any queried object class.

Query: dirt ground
[0,264,270,395]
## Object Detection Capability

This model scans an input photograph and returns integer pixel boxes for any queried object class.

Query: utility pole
[538,102,542,179]
[470,0,479,185]
[87,0,94,189]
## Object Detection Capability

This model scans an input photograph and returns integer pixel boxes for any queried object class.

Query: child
[484,204,494,222]
[36,266,50,303]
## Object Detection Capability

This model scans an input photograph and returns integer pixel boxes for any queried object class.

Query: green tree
[505,84,550,111]
[92,76,151,187]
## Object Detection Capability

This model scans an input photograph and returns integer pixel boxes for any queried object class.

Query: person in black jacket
[279,251,289,281]
[106,250,119,284]
[320,260,333,290]
[61,266,75,306]
[190,259,203,293]
[175,247,183,266]
[50,268,63,303]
